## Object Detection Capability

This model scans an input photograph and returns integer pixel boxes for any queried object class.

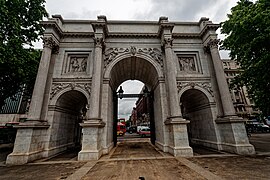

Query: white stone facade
[6,15,255,165]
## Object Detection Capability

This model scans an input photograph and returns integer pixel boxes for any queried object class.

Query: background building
[222,59,259,119]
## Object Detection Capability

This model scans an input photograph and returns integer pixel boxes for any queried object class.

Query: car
[138,127,151,137]
[246,121,270,133]
[117,130,124,136]
[258,124,270,133]
[127,126,137,134]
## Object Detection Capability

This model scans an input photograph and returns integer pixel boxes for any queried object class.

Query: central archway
[102,54,166,153]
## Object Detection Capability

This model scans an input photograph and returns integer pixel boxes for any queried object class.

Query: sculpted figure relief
[179,57,196,72]
[69,57,87,72]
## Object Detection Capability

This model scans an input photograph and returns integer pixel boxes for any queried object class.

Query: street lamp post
[118,86,124,99]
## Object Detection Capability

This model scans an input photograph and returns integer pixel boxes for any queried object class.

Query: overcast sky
[44,0,239,120]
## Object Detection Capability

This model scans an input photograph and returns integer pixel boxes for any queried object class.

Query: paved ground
[249,133,270,154]
[0,133,269,180]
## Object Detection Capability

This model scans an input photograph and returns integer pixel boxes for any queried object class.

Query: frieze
[104,46,163,68]
[50,82,91,99]
[177,81,213,96]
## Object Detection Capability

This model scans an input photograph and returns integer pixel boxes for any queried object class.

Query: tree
[220,0,270,116]
[0,0,48,108]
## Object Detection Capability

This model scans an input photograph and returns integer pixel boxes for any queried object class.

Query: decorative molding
[104,46,163,68]
[177,81,214,96]
[50,82,91,99]
[104,47,129,68]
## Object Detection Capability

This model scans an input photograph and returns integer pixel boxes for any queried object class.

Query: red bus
[117,122,126,135]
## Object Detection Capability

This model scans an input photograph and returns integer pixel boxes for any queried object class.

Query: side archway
[179,87,219,149]
[46,90,88,157]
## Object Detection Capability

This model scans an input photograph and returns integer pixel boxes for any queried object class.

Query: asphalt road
[249,133,270,153]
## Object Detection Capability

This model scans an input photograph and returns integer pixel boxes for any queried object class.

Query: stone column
[159,17,193,157]
[79,17,107,160]
[27,36,57,122]
[88,37,104,121]
[206,39,255,155]
[78,37,105,160]
[163,38,183,119]
[163,39,193,156]
[207,39,235,117]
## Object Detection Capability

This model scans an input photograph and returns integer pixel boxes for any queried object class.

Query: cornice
[172,33,201,38]
[108,33,158,38]
[41,21,63,38]
[41,17,219,40]
[200,23,220,37]
[62,32,94,38]
[52,78,92,83]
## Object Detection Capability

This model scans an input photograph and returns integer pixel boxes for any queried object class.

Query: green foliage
[0,0,48,108]
[221,0,270,116]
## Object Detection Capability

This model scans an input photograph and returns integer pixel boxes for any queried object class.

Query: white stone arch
[49,86,90,106]
[178,85,215,104]
[104,52,164,79]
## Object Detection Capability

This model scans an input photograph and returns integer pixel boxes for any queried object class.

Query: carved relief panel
[175,53,202,74]
[179,57,196,72]
[62,51,92,76]
[68,56,87,72]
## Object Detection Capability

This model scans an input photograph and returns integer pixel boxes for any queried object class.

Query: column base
[168,146,193,157]
[221,143,255,155]
[216,116,255,155]
[6,150,44,165]
[165,116,193,157]
[78,150,102,161]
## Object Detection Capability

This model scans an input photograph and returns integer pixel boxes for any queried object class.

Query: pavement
[0,133,269,180]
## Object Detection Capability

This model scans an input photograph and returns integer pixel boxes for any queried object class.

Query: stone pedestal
[216,117,255,155]
[6,123,49,165]
[165,118,193,157]
[78,119,105,161]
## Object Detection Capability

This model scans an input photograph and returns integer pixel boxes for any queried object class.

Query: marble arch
[7,15,255,165]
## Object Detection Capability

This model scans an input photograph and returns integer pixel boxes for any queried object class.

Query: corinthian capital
[42,37,55,49]
[207,39,219,49]
[163,38,173,48]
[94,37,105,48]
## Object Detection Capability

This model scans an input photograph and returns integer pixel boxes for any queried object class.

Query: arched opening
[48,90,88,158]
[106,56,162,150]
[180,89,217,150]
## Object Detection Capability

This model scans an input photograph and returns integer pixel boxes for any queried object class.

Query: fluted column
[28,37,57,121]
[87,37,104,120]
[163,38,183,119]
[207,39,236,117]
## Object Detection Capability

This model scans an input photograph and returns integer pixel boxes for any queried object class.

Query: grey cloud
[133,0,230,22]
[59,9,101,20]
[117,80,143,119]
